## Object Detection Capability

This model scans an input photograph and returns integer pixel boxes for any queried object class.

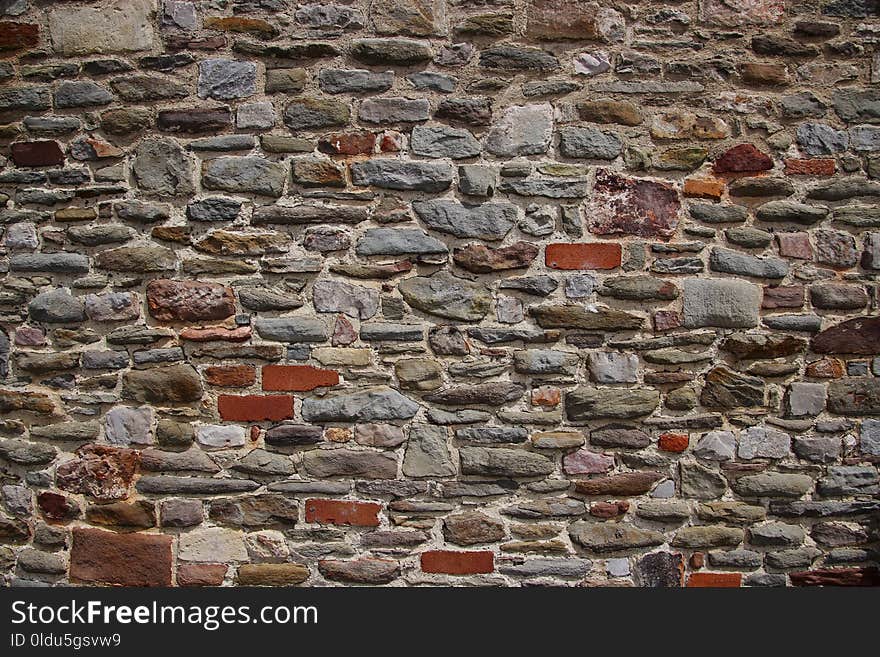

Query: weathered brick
[218,395,295,422]
[305,499,381,527]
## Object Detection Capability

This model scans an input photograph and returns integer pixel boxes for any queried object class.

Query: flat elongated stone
[460,447,554,478]
[302,387,419,422]
[413,200,516,240]
[399,272,491,321]
[569,521,664,553]
[350,160,453,192]
[566,388,660,420]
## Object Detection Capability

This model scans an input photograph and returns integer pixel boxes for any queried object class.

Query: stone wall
[0,0,878,588]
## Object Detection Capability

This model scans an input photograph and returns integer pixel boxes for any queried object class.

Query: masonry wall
[0,0,879,588]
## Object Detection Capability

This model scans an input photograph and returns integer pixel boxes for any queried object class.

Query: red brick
[318,131,376,155]
[217,394,294,421]
[762,285,805,309]
[545,243,622,270]
[659,432,689,453]
[713,143,773,174]
[420,550,494,575]
[305,499,381,527]
[180,326,252,342]
[204,365,256,387]
[784,158,835,176]
[789,567,880,587]
[10,141,64,167]
[683,177,725,200]
[70,528,173,586]
[178,563,228,587]
[687,572,742,588]
[0,22,38,51]
[262,365,340,392]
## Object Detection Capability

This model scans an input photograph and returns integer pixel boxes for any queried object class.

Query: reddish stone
[204,365,256,387]
[713,144,773,174]
[332,314,357,346]
[250,425,261,442]
[784,158,835,176]
[10,141,64,167]
[789,567,880,587]
[75,137,123,160]
[545,243,622,270]
[178,563,228,587]
[776,232,813,259]
[574,472,664,496]
[805,358,845,379]
[318,131,376,155]
[453,241,539,273]
[811,317,880,355]
[70,528,173,586]
[0,516,29,542]
[653,310,682,331]
[563,449,614,475]
[14,327,45,346]
[590,501,630,518]
[146,279,235,322]
[218,394,294,421]
[37,491,77,522]
[0,21,39,51]
[420,550,494,575]
[588,169,681,240]
[56,445,140,502]
[380,131,403,152]
[525,0,610,40]
[262,365,340,392]
[683,177,725,200]
[701,0,783,27]
[659,432,689,453]
[762,285,805,309]
[690,552,705,569]
[532,386,561,407]
[180,326,252,342]
[687,572,742,588]
[305,499,381,527]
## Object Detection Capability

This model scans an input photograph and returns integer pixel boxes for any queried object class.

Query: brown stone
[574,472,664,496]
[453,241,539,273]
[10,141,65,167]
[56,445,140,502]
[713,144,773,174]
[443,512,505,546]
[70,528,172,586]
[776,232,813,259]
[525,0,619,41]
[576,100,643,126]
[683,178,725,200]
[179,326,252,342]
[785,158,835,176]
[86,500,156,529]
[291,157,346,187]
[590,501,630,518]
[790,567,880,587]
[305,499,381,527]
[237,563,310,586]
[178,563,228,586]
[122,365,204,404]
[588,169,680,240]
[194,231,288,256]
[763,286,804,309]
[420,550,494,575]
[318,558,400,584]
[146,279,235,322]
[811,317,880,355]
[157,108,232,133]
[37,492,77,522]
[0,389,56,415]
[721,334,807,359]
[318,132,377,155]
[805,358,845,379]
[739,62,789,86]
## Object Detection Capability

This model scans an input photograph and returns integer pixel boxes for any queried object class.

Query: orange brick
[420,551,494,575]
[262,365,339,392]
[545,243,622,270]
[687,572,742,588]
[683,177,725,200]
[659,432,689,453]
[204,365,256,387]
[305,499,381,527]
[784,158,835,176]
[217,394,294,421]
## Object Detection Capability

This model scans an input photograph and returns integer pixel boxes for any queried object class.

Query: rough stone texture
[0,1,875,591]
